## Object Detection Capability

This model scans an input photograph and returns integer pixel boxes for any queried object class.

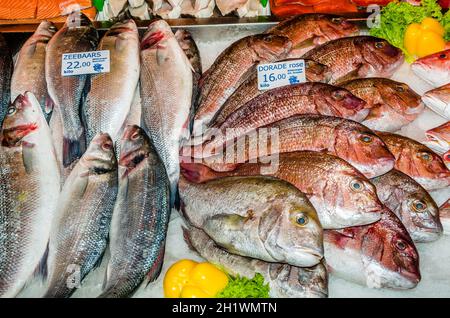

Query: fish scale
[0,34,12,120]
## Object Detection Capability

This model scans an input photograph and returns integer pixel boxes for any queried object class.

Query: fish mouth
[410,227,442,243]
[290,248,324,267]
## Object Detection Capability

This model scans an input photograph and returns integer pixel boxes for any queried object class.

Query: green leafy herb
[369,0,445,60]
[217,274,270,298]
[260,0,269,7]
[443,11,450,41]
[93,0,105,12]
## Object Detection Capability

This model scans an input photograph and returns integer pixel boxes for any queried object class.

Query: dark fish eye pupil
[375,42,384,49]
[296,214,308,226]
[421,153,431,161]
[7,107,15,115]
[396,241,406,250]
[397,86,404,92]
[439,54,446,59]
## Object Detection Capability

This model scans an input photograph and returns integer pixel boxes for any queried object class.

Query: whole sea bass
[377,132,450,190]
[425,121,450,154]
[0,33,12,119]
[84,19,140,144]
[209,60,332,127]
[44,133,118,298]
[189,115,394,179]
[266,14,359,58]
[192,34,292,135]
[324,210,420,289]
[411,49,450,88]
[181,152,384,229]
[11,21,56,117]
[302,36,404,84]
[183,226,329,298]
[100,126,170,298]
[140,20,192,204]
[183,83,367,157]
[0,93,60,298]
[179,176,324,267]
[422,84,450,120]
[340,78,424,132]
[46,13,98,169]
[371,169,442,243]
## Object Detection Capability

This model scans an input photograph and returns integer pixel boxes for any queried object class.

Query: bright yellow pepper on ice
[164,259,229,298]
[404,18,446,58]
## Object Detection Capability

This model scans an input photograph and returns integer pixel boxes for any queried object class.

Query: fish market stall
[0,0,450,299]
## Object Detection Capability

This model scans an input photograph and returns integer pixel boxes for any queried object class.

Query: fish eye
[295,213,309,226]
[439,53,447,59]
[396,86,405,92]
[102,142,113,151]
[412,200,427,212]
[375,41,385,49]
[331,17,343,24]
[418,152,432,161]
[350,179,364,192]
[395,240,407,251]
[263,37,273,43]
[360,134,373,143]
[131,131,140,141]
[48,25,57,32]
[6,107,16,116]
[332,90,346,101]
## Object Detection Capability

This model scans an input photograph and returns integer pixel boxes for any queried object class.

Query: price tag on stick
[257,59,306,91]
[61,50,110,76]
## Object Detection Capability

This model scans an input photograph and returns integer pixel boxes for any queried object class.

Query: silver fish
[0,33,13,120]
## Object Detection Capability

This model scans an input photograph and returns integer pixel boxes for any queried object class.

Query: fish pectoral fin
[211,213,247,230]
[45,96,55,114]
[334,68,361,85]
[22,144,35,173]
[33,243,49,280]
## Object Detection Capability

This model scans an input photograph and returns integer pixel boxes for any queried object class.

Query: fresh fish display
[425,121,450,154]
[422,84,450,120]
[83,19,140,144]
[0,33,13,119]
[183,226,328,298]
[11,21,56,117]
[192,34,292,134]
[340,78,424,132]
[45,133,118,298]
[100,126,170,298]
[266,14,359,58]
[183,83,368,157]
[46,13,98,169]
[181,152,384,229]
[0,93,60,298]
[411,49,450,88]
[377,132,450,190]
[179,176,324,267]
[324,210,421,289]
[440,199,450,235]
[140,20,192,204]
[209,60,332,127]
[302,36,404,84]
[371,169,442,243]
[191,115,394,179]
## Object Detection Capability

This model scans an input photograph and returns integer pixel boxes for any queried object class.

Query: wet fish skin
[411,49,450,88]
[371,169,442,243]
[181,152,383,229]
[183,83,368,157]
[193,34,292,134]
[44,133,118,298]
[194,115,394,179]
[302,36,404,84]
[324,209,420,289]
[183,226,328,298]
[422,84,450,120]
[179,175,324,267]
[11,21,56,118]
[140,20,193,204]
[0,92,60,298]
[340,78,424,132]
[209,59,333,127]
[46,13,99,169]
[425,121,450,154]
[377,131,450,191]
[444,150,450,169]
[440,199,450,235]
[266,14,359,58]
[0,33,13,120]
[100,126,170,298]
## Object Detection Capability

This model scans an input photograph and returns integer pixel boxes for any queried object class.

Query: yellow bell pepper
[404,18,446,58]
[164,259,229,298]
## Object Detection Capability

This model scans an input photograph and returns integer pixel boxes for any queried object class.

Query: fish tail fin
[63,136,84,167]
[33,243,49,280]
[180,163,217,183]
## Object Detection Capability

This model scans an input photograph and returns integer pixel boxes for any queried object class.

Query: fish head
[409,146,450,190]
[318,86,368,121]
[82,133,117,174]
[259,196,324,267]
[412,50,450,86]
[375,81,424,117]
[335,125,395,178]
[426,121,450,152]
[317,16,359,40]
[119,125,152,172]
[361,210,420,289]
[1,92,42,147]
[398,191,442,242]
[360,37,404,77]
[34,21,57,41]
[251,35,293,61]
[304,59,333,83]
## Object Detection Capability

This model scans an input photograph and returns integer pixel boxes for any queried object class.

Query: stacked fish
[180,13,450,295]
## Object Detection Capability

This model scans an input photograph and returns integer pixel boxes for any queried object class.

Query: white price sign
[257,59,307,91]
[62,50,110,77]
